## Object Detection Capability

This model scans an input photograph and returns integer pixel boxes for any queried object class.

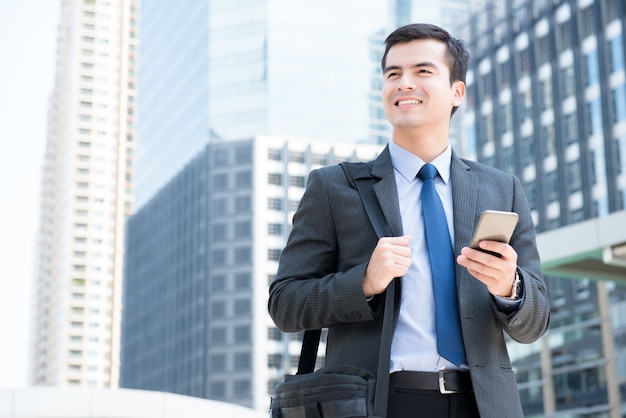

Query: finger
[478,241,517,262]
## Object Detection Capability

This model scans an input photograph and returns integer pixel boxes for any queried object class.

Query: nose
[397,74,416,91]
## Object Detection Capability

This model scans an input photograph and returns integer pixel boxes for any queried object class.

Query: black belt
[390,370,473,394]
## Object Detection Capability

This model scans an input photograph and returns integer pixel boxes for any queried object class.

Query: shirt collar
[389,140,452,184]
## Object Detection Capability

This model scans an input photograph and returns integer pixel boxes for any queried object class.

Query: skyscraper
[133,0,395,209]
[460,0,626,416]
[30,0,138,388]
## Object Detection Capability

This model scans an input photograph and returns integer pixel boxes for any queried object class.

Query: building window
[234,272,250,290]
[536,35,550,66]
[213,149,229,167]
[545,171,559,201]
[235,146,252,164]
[268,148,283,161]
[268,223,283,236]
[289,151,306,163]
[613,85,626,123]
[234,299,251,316]
[268,249,281,261]
[212,223,227,240]
[234,325,250,343]
[268,173,283,185]
[211,274,226,291]
[234,195,251,213]
[290,176,306,188]
[567,161,582,193]
[210,381,226,397]
[211,327,227,345]
[312,153,328,165]
[210,353,226,372]
[525,180,537,211]
[587,98,603,136]
[234,247,251,263]
[517,89,532,121]
[579,5,595,39]
[584,50,600,87]
[617,136,626,175]
[268,198,283,210]
[212,249,227,266]
[211,301,227,318]
[539,78,552,112]
[522,135,534,165]
[268,353,282,368]
[609,35,625,73]
[564,113,578,145]
[235,171,252,188]
[213,173,229,191]
[560,66,575,98]
[212,198,227,215]
[234,379,251,396]
[234,353,251,371]
[557,20,573,51]
[516,48,530,77]
[268,327,282,341]
[234,221,251,238]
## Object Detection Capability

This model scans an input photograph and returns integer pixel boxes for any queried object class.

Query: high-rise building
[460,0,626,416]
[120,136,382,410]
[133,0,395,209]
[30,0,138,388]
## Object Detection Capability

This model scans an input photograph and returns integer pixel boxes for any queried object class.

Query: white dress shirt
[387,140,465,372]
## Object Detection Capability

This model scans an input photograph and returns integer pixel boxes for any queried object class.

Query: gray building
[121,136,382,411]
[460,0,626,416]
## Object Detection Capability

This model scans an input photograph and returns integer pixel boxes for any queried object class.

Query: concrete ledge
[537,210,626,281]
[0,387,267,418]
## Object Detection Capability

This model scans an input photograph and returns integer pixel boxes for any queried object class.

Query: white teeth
[397,99,421,106]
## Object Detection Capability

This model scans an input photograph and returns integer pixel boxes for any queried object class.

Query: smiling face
[382,39,465,145]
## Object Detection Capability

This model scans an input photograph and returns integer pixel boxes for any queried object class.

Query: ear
[452,80,465,107]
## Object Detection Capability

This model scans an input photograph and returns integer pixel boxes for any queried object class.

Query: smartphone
[469,210,519,252]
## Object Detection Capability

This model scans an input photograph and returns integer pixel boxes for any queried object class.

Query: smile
[395,99,422,106]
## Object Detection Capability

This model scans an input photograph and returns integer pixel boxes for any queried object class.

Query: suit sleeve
[494,174,550,343]
[268,168,377,333]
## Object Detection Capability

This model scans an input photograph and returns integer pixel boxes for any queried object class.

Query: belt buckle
[438,369,460,394]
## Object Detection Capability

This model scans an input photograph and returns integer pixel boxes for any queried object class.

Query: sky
[0,0,59,389]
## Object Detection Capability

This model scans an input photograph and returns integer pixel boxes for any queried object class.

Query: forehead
[385,39,449,68]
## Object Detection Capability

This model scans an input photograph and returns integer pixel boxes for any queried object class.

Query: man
[268,23,550,418]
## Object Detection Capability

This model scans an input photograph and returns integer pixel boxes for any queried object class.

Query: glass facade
[461,0,626,416]
[134,0,394,209]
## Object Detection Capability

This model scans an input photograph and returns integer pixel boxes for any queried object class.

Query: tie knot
[418,163,438,181]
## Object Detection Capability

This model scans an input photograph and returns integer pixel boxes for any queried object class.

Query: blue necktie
[418,163,466,366]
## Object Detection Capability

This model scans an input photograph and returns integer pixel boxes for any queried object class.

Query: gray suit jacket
[268,146,550,418]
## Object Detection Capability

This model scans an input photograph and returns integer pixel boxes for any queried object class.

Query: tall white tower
[30,0,138,388]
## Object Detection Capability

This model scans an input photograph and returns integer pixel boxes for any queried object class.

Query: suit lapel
[369,146,404,237]
[451,152,478,256]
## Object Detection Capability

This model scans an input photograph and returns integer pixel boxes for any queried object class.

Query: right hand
[363,235,411,297]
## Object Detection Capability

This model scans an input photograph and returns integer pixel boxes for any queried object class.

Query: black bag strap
[296,162,396,417]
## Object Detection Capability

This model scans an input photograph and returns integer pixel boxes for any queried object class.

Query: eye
[386,71,399,79]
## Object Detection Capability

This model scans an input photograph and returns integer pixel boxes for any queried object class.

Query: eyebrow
[383,61,439,74]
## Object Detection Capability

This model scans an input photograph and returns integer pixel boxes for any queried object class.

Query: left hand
[456,240,518,298]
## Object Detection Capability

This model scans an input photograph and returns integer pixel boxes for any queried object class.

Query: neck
[392,128,450,163]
